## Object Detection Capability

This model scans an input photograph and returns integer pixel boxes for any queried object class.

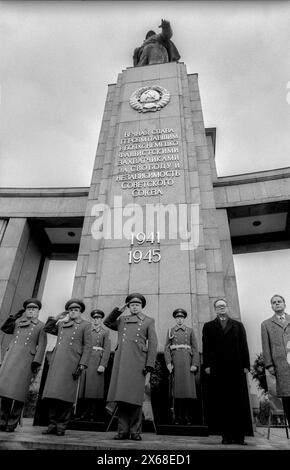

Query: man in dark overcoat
[41,298,92,436]
[79,309,111,421]
[0,298,47,432]
[104,293,158,440]
[261,294,290,427]
[202,298,250,445]
[164,308,199,425]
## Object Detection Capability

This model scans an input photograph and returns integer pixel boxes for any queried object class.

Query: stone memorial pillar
[73,62,241,350]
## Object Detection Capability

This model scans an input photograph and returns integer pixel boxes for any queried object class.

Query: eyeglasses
[215,305,227,310]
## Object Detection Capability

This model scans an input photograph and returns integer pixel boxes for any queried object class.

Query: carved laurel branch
[129,86,170,113]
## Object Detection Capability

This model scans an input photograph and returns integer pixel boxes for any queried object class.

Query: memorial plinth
[73,62,240,349]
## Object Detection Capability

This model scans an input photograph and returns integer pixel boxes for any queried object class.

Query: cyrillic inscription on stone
[116,128,181,197]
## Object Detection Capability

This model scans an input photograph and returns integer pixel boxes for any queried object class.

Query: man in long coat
[41,298,92,436]
[164,308,199,425]
[104,293,158,440]
[202,298,250,445]
[0,298,47,432]
[79,309,110,420]
[261,294,290,427]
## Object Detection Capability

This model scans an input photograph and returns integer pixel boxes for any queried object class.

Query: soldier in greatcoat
[202,298,250,445]
[41,298,92,436]
[79,309,111,420]
[261,294,290,427]
[0,298,47,432]
[104,293,158,440]
[164,308,199,425]
[133,19,180,67]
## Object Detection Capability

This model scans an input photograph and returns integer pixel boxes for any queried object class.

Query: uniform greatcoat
[42,317,92,403]
[0,316,47,402]
[104,308,158,406]
[261,314,290,396]
[164,325,199,399]
[202,317,250,437]
[80,325,110,399]
[133,21,180,67]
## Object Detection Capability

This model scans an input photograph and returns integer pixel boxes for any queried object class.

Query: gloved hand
[31,361,41,374]
[119,303,128,314]
[55,311,68,322]
[143,366,154,375]
[97,365,105,374]
[13,309,25,320]
[190,365,198,373]
[167,363,173,374]
[72,364,86,380]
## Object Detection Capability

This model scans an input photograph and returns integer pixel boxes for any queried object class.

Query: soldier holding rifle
[164,308,199,425]
[79,309,111,421]
[133,19,180,67]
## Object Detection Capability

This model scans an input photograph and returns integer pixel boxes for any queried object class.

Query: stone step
[156,424,209,436]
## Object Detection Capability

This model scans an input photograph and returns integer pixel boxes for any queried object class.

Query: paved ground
[0,419,289,450]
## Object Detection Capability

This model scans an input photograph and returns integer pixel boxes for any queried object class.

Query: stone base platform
[0,419,289,451]
[68,419,209,436]
[156,424,209,436]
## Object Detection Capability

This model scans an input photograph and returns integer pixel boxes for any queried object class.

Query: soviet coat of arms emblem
[129,85,170,113]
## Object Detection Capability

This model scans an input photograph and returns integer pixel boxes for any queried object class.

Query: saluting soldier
[79,309,111,421]
[104,293,158,440]
[0,298,47,432]
[41,298,92,436]
[164,308,199,425]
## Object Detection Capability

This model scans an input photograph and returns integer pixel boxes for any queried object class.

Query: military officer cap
[23,298,42,310]
[65,298,85,313]
[125,293,146,308]
[91,309,105,319]
[173,308,187,318]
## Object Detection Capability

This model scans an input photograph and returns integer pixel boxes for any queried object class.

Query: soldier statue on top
[133,19,180,67]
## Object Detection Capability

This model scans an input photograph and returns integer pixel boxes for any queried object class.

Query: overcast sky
[1,0,290,187]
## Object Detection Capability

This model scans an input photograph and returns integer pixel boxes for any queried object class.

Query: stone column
[73,62,240,350]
